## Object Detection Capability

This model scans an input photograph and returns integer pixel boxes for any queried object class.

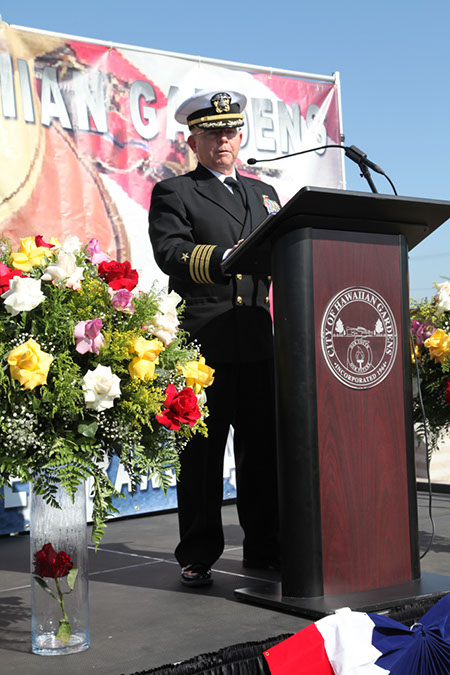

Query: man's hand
[232,239,244,251]
[223,239,244,261]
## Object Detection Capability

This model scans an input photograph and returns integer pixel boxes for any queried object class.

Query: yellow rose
[128,337,163,380]
[9,237,50,272]
[132,337,164,360]
[8,338,53,390]
[128,357,157,380]
[424,328,450,364]
[178,356,215,394]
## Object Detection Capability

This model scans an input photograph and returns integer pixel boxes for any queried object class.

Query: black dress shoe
[242,558,280,571]
[181,564,213,587]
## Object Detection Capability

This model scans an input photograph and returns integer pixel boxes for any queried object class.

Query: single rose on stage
[33,543,79,645]
[34,542,74,578]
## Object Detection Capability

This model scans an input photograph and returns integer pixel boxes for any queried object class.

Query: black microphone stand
[359,162,378,194]
[344,145,378,194]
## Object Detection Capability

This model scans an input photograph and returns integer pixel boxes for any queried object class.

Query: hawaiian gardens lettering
[0,53,327,154]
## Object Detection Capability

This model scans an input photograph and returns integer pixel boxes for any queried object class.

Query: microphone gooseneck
[247,143,397,195]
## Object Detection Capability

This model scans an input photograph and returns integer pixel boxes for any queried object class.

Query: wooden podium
[222,187,450,618]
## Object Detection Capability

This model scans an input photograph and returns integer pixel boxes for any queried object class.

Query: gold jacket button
[267,275,272,281]
[236,274,243,280]
[236,296,243,304]
[265,296,269,303]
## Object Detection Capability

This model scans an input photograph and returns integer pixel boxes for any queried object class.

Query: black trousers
[174,359,279,568]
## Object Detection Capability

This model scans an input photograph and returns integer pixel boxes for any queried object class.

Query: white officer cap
[175,89,247,129]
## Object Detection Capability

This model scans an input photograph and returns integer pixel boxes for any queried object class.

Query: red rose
[446,382,450,406]
[156,384,201,431]
[33,542,74,578]
[0,262,24,294]
[35,235,54,249]
[98,260,139,291]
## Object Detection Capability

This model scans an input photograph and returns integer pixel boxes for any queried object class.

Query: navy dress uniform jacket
[148,163,280,363]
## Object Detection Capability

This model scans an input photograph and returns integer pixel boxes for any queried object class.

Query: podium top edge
[276,186,450,235]
[298,185,450,210]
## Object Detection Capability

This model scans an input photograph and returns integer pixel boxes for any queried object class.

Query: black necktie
[224,176,246,210]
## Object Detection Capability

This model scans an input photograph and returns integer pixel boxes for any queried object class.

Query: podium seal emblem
[320,286,398,389]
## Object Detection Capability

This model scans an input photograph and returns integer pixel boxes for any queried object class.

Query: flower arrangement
[411,281,450,448]
[0,235,214,543]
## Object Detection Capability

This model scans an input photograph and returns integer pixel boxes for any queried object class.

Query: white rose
[435,282,450,316]
[41,251,84,290]
[2,277,46,316]
[61,235,83,253]
[82,364,121,412]
[152,291,182,345]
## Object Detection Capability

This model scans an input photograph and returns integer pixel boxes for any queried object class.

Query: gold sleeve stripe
[202,245,214,284]
[189,245,206,283]
[194,245,208,283]
[190,244,216,284]
[197,245,214,284]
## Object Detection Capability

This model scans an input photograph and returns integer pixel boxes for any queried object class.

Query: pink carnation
[86,238,109,265]
[110,288,135,314]
[74,318,105,354]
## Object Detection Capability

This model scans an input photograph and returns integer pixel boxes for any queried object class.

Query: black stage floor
[1,492,449,675]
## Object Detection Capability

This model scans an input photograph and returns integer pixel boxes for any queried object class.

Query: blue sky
[1,1,449,297]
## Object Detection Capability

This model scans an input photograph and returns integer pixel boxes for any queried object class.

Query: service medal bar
[262,195,281,215]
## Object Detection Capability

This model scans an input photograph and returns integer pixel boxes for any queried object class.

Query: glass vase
[30,481,90,656]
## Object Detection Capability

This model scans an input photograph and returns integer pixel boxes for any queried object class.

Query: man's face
[187,127,243,174]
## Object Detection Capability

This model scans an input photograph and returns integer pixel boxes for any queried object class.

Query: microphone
[247,144,338,165]
[247,143,395,194]
[248,144,385,175]
[344,145,385,176]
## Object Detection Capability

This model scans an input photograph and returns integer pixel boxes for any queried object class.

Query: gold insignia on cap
[211,92,231,114]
